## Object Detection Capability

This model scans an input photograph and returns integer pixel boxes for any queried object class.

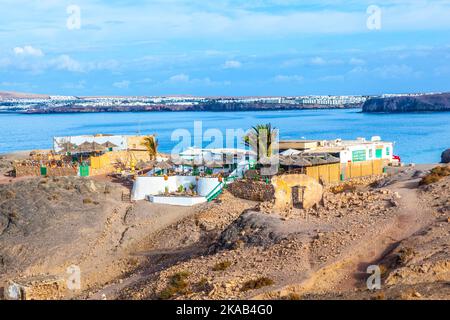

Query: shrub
[419,166,450,185]
[372,291,386,300]
[419,174,441,185]
[284,293,301,300]
[212,260,232,271]
[397,247,415,265]
[83,198,93,204]
[177,185,184,193]
[241,277,274,292]
[158,271,190,299]
[194,277,211,293]
[2,190,16,200]
[8,210,18,219]
[330,184,356,194]
[47,194,59,201]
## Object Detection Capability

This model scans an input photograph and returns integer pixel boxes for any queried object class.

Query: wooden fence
[343,159,383,179]
[305,163,341,183]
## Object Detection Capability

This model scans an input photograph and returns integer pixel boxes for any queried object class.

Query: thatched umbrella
[279,155,295,166]
[156,160,173,170]
[136,159,156,171]
[205,160,224,168]
[76,141,95,153]
[57,141,78,154]
[308,157,328,165]
[91,142,105,152]
[171,157,187,166]
[293,157,312,167]
[324,154,340,164]
[102,141,118,149]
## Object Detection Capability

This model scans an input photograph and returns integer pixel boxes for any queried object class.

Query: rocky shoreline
[363,93,450,113]
[22,102,359,114]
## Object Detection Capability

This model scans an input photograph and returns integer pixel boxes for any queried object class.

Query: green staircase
[205,176,239,202]
[206,182,224,202]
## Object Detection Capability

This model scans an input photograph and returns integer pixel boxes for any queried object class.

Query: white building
[178,147,256,165]
[280,137,394,164]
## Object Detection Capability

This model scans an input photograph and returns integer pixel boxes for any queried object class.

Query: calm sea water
[0,109,449,163]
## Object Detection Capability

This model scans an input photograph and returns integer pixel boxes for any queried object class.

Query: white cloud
[273,74,304,82]
[319,75,345,82]
[223,60,242,69]
[310,57,343,66]
[348,64,420,79]
[113,80,130,89]
[163,74,230,87]
[310,57,327,66]
[62,80,86,89]
[349,58,366,66]
[168,73,190,83]
[51,55,84,72]
[13,45,44,57]
[372,64,419,79]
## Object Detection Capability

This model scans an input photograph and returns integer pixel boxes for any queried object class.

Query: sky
[1,0,450,96]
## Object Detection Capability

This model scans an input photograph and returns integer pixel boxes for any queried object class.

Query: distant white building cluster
[0,92,443,112]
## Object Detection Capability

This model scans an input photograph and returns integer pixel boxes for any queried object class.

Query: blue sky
[1,0,450,96]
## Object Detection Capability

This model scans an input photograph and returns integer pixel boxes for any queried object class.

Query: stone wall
[227,180,274,202]
[14,165,40,177]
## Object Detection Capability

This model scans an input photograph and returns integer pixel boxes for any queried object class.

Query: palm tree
[243,123,278,161]
[141,135,159,160]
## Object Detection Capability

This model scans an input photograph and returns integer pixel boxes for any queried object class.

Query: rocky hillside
[363,93,450,113]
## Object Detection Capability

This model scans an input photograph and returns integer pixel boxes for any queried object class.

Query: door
[291,186,305,209]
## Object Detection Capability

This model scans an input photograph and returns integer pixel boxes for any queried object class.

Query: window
[386,147,390,156]
[352,150,366,162]
[369,149,373,158]
[375,148,383,158]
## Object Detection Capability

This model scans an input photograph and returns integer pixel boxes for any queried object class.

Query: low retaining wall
[227,180,274,202]
[131,176,220,201]
[148,195,207,206]
[14,166,78,177]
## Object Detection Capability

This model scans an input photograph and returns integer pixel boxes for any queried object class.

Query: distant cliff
[23,102,359,114]
[363,93,450,113]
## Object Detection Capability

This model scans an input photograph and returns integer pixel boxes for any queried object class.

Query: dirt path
[257,178,435,298]
[333,179,434,291]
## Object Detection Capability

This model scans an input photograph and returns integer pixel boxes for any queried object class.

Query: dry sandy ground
[0,150,47,184]
[108,165,448,300]
[0,159,448,300]
[0,174,201,298]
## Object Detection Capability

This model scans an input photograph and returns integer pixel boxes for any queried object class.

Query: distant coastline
[2,90,450,114]
[363,93,450,113]
[21,103,360,114]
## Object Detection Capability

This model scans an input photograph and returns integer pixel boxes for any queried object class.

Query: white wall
[339,142,394,163]
[148,196,207,206]
[131,176,220,200]
[197,177,221,196]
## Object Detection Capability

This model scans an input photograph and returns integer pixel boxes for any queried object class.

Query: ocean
[0,109,449,163]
